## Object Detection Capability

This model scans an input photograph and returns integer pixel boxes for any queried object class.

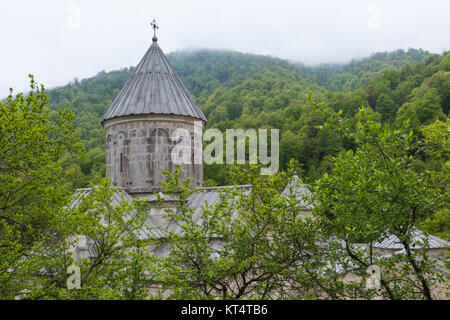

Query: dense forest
[43,47,448,190]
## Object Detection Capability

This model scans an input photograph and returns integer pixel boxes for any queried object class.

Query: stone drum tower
[101,22,207,196]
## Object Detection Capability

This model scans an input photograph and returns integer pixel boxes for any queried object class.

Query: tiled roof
[70,185,252,241]
[280,175,313,209]
[141,185,252,240]
[373,228,449,250]
[68,188,133,209]
[101,37,207,124]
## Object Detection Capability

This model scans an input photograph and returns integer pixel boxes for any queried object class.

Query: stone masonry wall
[103,114,204,196]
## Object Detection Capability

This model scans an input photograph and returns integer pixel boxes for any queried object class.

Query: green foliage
[154,165,298,299]
[419,119,450,241]
[375,93,396,122]
[0,79,157,300]
[421,209,450,241]
[308,48,432,91]
[312,107,448,299]
[60,178,157,300]
[0,76,83,298]
[153,125,448,300]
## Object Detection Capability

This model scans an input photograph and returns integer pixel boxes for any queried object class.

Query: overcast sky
[1,0,449,97]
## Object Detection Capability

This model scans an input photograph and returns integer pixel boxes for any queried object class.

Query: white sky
[0,0,449,97]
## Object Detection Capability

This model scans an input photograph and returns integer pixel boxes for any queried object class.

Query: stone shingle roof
[373,228,449,250]
[69,188,133,209]
[280,175,313,209]
[140,185,252,240]
[101,37,207,124]
[70,185,252,243]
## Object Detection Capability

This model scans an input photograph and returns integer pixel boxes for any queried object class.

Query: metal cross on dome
[150,19,159,38]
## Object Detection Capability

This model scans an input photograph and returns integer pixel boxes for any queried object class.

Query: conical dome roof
[102,37,207,124]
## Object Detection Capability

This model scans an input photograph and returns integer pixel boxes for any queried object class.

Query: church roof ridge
[200,184,253,190]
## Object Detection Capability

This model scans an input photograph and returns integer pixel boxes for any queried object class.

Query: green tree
[0,76,83,298]
[60,178,158,300]
[375,93,396,122]
[311,107,448,299]
[420,119,450,240]
[154,165,294,299]
[0,78,158,300]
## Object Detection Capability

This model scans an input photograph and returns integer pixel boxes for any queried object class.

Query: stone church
[71,30,253,258]
[71,27,448,263]
[101,32,206,194]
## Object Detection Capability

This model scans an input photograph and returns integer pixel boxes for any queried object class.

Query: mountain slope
[42,48,448,188]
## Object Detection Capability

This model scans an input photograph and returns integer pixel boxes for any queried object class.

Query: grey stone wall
[103,114,204,196]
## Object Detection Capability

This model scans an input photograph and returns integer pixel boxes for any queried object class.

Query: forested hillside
[44,48,449,189]
[304,48,432,91]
